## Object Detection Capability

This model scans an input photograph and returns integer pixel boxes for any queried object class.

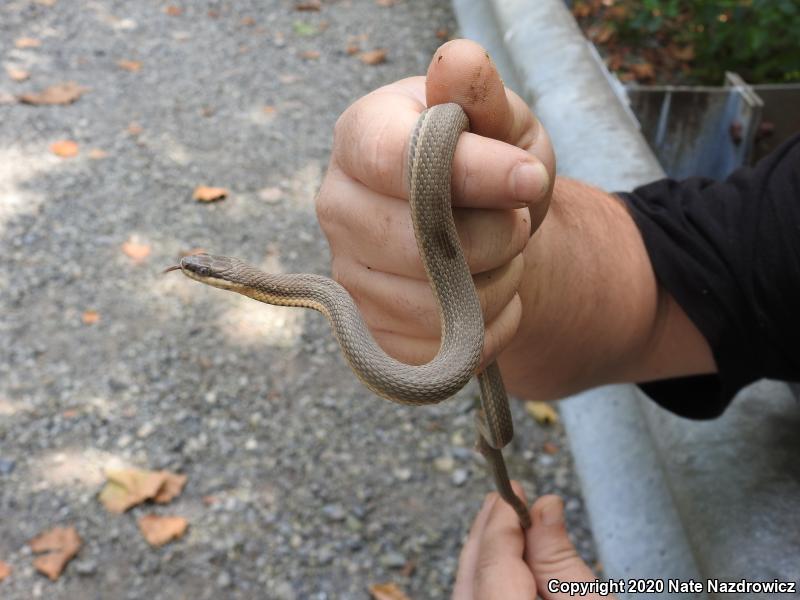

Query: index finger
[331,82,550,211]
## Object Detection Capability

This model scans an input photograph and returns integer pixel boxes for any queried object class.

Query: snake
[167,103,531,529]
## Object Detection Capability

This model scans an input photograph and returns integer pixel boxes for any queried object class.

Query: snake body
[173,103,531,529]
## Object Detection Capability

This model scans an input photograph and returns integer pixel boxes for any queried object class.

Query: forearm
[498,176,715,400]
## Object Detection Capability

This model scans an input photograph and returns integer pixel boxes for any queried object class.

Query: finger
[426,38,555,185]
[454,493,499,600]
[319,170,531,277]
[525,496,606,600]
[334,254,523,339]
[473,481,537,600]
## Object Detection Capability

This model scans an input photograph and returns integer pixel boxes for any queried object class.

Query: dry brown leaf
[0,560,11,582]
[50,140,79,158]
[29,526,81,581]
[630,62,655,81]
[15,37,41,49]
[262,105,277,115]
[192,185,228,202]
[369,582,411,600]
[19,81,87,105]
[138,515,188,547]
[345,43,360,55]
[542,441,559,455]
[296,0,321,10]
[81,310,100,325]
[300,50,320,60]
[572,1,592,18]
[121,239,152,264]
[588,24,614,44]
[435,28,449,40]
[375,0,396,6]
[165,5,182,16]
[117,59,142,72]
[525,401,559,425]
[6,67,30,82]
[153,472,187,504]
[88,148,107,159]
[359,49,387,65]
[127,122,143,136]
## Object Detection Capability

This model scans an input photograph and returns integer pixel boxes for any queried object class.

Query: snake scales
[170,103,531,529]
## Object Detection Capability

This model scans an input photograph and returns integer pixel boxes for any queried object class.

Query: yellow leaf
[525,401,559,425]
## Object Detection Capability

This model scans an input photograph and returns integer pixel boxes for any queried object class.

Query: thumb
[525,496,610,600]
[425,39,532,146]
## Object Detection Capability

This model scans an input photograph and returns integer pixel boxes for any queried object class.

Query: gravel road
[0,1,596,598]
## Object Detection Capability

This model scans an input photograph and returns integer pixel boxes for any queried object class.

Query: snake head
[168,253,242,290]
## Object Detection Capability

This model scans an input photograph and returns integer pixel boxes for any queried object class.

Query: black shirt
[618,133,800,419]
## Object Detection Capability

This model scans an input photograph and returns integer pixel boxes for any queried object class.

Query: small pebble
[393,467,412,481]
[451,468,469,486]
[434,455,455,473]
[322,503,346,522]
[380,551,406,569]
[0,458,16,475]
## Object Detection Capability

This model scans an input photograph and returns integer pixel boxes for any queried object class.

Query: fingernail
[511,161,549,205]
[540,498,564,526]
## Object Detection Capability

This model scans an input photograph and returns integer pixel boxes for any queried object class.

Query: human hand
[453,484,614,600]
[316,39,555,368]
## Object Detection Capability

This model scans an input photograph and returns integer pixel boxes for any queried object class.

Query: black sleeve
[617,133,800,419]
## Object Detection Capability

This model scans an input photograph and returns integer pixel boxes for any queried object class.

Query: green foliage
[613,0,800,83]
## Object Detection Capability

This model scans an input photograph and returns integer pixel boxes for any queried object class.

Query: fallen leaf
[193,185,228,202]
[525,401,559,425]
[589,23,614,44]
[572,1,592,18]
[152,472,187,504]
[15,37,41,49]
[300,50,320,60]
[0,561,10,582]
[375,0,396,6]
[19,81,87,105]
[99,468,186,513]
[435,28,449,40]
[359,49,387,65]
[36,0,57,5]
[62,409,79,418]
[6,67,30,82]
[121,239,151,264]
[88,148,107,159]
[369,582,410,600]
[165,5,182,16]
[127,122,143,136]
[400,557,416,577]
[207,9,219,18]
[542,441,559,455]
[262,105,277,115]
[668,44,695,62]
[239,16,256,26]
[138,515,188,547]
[29,526,81,581]
[293,21,318,36]
[345,43,360,55]
[50,140,79,158]
[295,0,321,10]
[630,61,655,81]
[117,59,142,72]
[82,310,100,325]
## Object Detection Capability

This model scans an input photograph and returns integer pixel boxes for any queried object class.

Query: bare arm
[498,176,715,400]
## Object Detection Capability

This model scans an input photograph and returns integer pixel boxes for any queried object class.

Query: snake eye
[196,266,212,277]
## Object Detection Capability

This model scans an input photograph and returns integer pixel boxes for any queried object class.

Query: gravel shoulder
[0,1,596,598]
